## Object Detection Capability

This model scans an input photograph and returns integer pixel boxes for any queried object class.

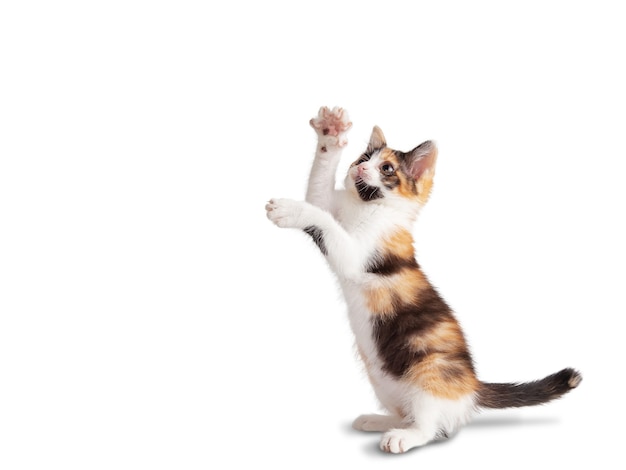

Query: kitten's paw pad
[380,429,428,454]
[265,198,303,228]
[353,414,401,432]
[309,106,352,147]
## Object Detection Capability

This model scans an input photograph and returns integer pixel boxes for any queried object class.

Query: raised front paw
[265,198,305,229]
[309,106,352,148]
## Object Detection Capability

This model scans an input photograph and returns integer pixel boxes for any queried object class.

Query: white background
[1,1,625,468]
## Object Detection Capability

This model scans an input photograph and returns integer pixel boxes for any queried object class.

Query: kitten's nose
[357,165,366,177]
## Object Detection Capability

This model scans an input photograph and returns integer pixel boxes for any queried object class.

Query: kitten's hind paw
[352,414,403,433]
[309,106,352,147]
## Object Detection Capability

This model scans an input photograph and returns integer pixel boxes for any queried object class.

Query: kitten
[265,106,581,453]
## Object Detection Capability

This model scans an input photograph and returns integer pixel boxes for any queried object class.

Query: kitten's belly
[341,281,409,417]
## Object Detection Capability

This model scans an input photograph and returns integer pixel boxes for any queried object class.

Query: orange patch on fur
[398,175,419,200]
[365,267,429,317]
[405,318,478,399]
[366,228,428,316]
[395,269,428,304]
[365,284,396,317]
[378,150,420,200]
[409,320,465,354]
[382,229,415,259]
[406,353,479,400]
[416,169,435,204]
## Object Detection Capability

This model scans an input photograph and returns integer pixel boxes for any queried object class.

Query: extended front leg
[266,198,362,280]
[306,106,352,212]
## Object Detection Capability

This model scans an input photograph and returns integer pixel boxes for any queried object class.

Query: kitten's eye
[380,163,395,176]
[354,155,369,166]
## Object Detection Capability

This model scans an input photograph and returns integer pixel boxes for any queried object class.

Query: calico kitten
[265,106,581,453]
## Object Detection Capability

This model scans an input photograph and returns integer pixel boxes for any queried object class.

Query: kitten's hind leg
[352,414,404,432]
[378,390,474,453]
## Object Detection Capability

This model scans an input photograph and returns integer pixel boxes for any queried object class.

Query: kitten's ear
[367,126,387,151]
[403,140,438,181]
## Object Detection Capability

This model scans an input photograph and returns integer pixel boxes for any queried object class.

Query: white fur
[380,390,476,452]
[266,107,477,453]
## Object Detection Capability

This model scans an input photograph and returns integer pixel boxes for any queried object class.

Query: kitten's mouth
[354,177,383,201]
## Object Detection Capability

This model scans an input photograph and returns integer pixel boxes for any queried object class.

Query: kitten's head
[345,126,438,205]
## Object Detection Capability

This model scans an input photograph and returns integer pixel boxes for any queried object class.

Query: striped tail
[477,368,582,409]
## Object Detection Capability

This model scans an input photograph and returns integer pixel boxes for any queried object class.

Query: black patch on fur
[379,155,401,189]
[393,150,418,193]
[366,145,386,155]
[440,350,475,379]
[381,172,400,190]
[371,284,471,378]
[353,153,372,166]
[303,225,327,255]
[367,252,419,276]
[355,178,383,201]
